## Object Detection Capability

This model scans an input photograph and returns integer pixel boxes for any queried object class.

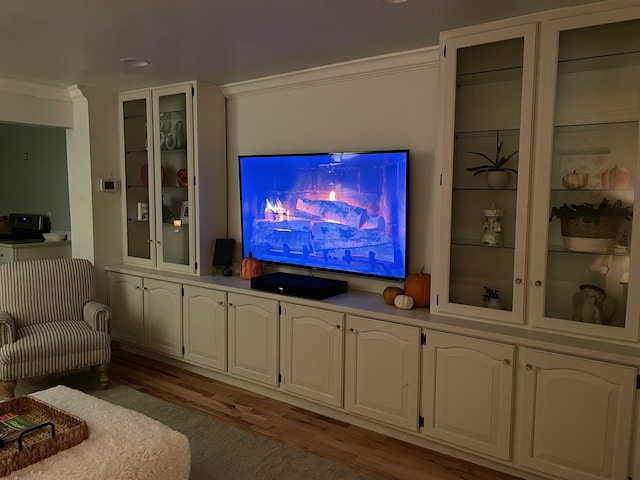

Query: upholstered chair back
[0,258,96,328]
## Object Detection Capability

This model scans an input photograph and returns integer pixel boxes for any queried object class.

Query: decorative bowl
[43,232,67,241]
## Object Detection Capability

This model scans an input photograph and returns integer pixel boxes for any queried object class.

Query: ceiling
[1,0,605,92]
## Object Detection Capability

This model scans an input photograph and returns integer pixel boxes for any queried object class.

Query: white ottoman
[6,386,190,479]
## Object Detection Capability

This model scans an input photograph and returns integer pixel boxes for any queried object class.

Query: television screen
[239,150,409,281]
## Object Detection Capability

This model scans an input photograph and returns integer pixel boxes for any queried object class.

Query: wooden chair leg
[0,380,17,400]
[97,364,109,389]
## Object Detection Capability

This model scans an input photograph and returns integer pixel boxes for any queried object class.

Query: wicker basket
[560,217,620,239]
[0,396,88,477]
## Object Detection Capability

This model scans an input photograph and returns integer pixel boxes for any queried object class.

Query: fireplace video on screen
[239,150,408,281]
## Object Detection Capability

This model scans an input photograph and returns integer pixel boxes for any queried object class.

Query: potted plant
[549,198,633,252]
[465,132,518,189]
[482,286,504,310]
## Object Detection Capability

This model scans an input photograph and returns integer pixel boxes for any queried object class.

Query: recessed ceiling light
[379,0,408,3]
[120,58,150,67]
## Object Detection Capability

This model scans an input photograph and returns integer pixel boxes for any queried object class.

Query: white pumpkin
[562,170,589,189]
[394,294,415,310]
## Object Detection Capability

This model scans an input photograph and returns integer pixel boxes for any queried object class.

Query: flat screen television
[239,150,409,281]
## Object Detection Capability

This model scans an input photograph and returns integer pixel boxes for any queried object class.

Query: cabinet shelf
[455,128,520,139]
[554,120,638,131]
[547,244,630,256]
[453,187,517,192]
[456,65,523,86]
[451,238,515,250]
[558,50,640,75]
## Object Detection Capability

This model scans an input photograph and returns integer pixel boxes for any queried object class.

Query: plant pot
[560,217,620,253]
[486,298,504,310]
[485,170,510,189]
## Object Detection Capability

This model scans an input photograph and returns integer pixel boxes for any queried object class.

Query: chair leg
[97,364,109,389]
[0,380,17,400]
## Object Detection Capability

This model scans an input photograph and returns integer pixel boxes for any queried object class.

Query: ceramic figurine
[481,203,503,246]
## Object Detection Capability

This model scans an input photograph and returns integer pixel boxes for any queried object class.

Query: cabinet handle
[503,359,511,366]
[534,280,543,287]
[514,278,523,285]
[525,363,534,371]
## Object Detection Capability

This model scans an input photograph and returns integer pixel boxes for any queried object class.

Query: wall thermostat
[99,178,119,192]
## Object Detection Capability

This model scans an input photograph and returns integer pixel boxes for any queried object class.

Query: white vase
[485,170,510,189]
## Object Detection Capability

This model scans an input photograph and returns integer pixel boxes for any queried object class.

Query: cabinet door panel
[422,331,514,460]
[228,293,279,386]
[434,24,537,323]
[183,286,226,371]
[153,84,195,273]
[517,348,636,480]
[345,316,420,431]
[107,272,144,346]
[144,278,182,357]
[281,304,343,407]
[529,8,640,341]
[119,91,156,267]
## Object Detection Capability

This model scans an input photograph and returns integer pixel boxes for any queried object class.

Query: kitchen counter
[0,240,71,263]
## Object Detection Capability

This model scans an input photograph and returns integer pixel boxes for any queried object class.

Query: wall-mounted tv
[239,150,409,281]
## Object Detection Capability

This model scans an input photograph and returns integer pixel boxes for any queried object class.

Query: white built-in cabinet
[183,286,227,371]
[107,272,182,358]
[344,315,420,431]
[118,81,226,276]
[107,272,145,346]
[516,348,636,480]
[433,3,640,343]
[422,331,515,460]
[227,293,279,387]
[280,303,344,408]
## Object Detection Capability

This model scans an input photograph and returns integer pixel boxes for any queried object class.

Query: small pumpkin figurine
[240,252,263,280]
[394,294,414,310]
[562,170,589,190]
[601,165,630,190]
[383,286,404,305]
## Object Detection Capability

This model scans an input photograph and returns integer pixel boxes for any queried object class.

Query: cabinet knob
[525,363,534,371]
[218,301,224,306]
[514,278,523,285]
[336,324,342,330]
[349,328,356,333]
[503,359,511,366]
[534,280,543,287]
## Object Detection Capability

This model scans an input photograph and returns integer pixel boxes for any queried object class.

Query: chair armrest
[83,301,111,333]
[0,311,16,345]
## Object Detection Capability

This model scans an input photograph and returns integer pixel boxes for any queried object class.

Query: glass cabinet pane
[544,19,639,331]
[157,92,190,267]
[122,97,152,261]
[448,37,526,313]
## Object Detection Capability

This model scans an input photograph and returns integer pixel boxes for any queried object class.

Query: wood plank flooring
[109,349,522,480]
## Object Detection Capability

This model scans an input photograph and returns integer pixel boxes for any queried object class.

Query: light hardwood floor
[109,349,521,480]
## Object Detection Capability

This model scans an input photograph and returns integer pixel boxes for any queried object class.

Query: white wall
[223,48,439,293]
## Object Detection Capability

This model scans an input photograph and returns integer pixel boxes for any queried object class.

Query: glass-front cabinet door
[436,25,537,323]
[120,91,156,267]
[530,7,640,341]
[153,85,194,273]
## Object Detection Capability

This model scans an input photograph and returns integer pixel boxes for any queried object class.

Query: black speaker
[213,239,235,276]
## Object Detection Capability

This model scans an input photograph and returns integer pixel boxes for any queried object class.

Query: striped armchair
[0,258,111,398]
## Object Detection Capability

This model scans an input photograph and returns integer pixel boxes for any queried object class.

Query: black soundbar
[250,272,347,300]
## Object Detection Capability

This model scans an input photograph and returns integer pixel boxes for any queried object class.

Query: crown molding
[221,47,438,98]
[0,77,72,102]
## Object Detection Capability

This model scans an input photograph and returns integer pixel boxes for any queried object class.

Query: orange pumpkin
[240,252,263,280]
[601,165,630,190]
[403,268,431,307]
[383,286,404,305]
